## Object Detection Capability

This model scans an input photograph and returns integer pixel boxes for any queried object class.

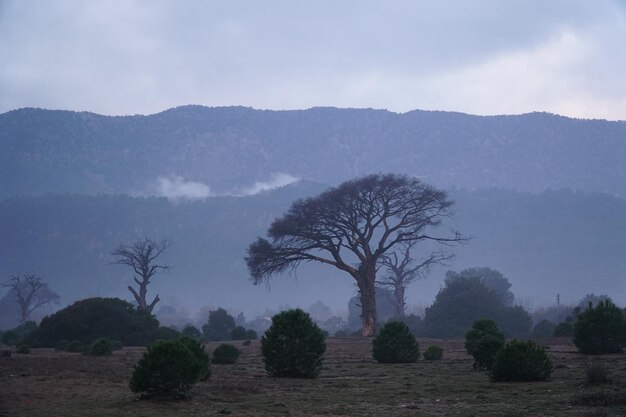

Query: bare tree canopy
[246,173,463,336]
[111,238,170,313]
[378,241,454,317]
[2,274,60,323]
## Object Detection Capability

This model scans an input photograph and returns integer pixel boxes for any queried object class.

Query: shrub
[242,339,252,346]
[423,345,443,360]
[574,300,626,354]
[584,359,611,385]
[490,340,553,382]
[16,344,30,354]
[178,337,211,381]
[86,338,113,356]
[181,325,202,340]
[531,319,557,338]
[111,340,123,351]
[231,326,257,340]
[129,339,203,399]
[212,344,240,364]
[202,308,236,341]
[65,340,87,352]
[334,330,348,337]
[1,321,37,346]
[465,319,505,370]
[424,277,531,338]
[373,321,420,363]
[554,322,574,337]
[25,298,167,348]
[261,309,326,378]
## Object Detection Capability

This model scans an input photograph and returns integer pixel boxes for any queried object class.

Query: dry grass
[1,337,625,416]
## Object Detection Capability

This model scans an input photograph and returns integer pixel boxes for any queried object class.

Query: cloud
[154,175,212,201]
[237,173,299,196]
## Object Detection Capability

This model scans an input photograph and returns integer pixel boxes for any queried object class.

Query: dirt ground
[1,337,625,417]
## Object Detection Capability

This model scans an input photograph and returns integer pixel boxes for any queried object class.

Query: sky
[1,0,626,120]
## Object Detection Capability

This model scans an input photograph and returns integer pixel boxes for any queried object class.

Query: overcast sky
[1,0,626,120]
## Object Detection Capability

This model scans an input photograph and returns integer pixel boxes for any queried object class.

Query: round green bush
[423,345,443,360]
[373,321,420,363]
[16,344,30,354]
[178,337,211,381]
[490,340,553,382]
[181,325,202,341]
[574,300,626,354]
[65,340,86,353]
[129,339,203,399]
[553,322,574,337]
[86,338,113,356]
[261,309,326,378]
[531,319,556,339]
[212,343,240,364]
[465,319,505,370]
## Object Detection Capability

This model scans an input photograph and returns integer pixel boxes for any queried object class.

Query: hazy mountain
[2,184,625,329]
[2,106,626,199]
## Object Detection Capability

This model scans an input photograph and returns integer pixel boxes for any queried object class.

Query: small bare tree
[2,274,60,323]
[378,242,453,317]
[111,238,170,313]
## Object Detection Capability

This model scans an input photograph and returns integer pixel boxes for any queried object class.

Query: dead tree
[111,238,170,313]
[246,174,464,336]
[2,274,60,323]
[379,241,453,317]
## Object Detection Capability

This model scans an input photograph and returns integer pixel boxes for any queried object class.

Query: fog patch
[155,175,212,201]
[236,172,299,196]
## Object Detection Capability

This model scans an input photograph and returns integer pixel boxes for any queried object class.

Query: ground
[1,337,625,416]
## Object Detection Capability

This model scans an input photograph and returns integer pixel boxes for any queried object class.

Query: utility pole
[556,293,561,311]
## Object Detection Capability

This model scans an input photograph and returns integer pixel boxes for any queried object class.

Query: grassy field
[1,337,625,417]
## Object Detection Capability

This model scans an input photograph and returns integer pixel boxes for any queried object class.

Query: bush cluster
[531,319,556,339]
[130,337,211,398]
[465,319,505,370]
[85,338,113,356]
[489,340,553,382]
[372,321,420,363]
[231,326,257,340]
[573,300,626,354]
[212,344,240,364]
[423,345,443,361]
[1,321,37,346]
[25,298,178,348]
[553,322,574,337]
[261,309,326,378]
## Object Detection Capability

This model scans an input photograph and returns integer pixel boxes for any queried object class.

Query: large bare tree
[2,274,60,323]
[378,241,453,317]
[246,174,463,336]
[111,238,170,313]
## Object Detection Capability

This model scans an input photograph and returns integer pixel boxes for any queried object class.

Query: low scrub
[212,344,240,364]
[129,339,206,399]
[85,338,113,356]
[261,309,326,378]
[423,345,443,360]
[465,319,505,370]
[373,321,420,363]
[490,340,553,382]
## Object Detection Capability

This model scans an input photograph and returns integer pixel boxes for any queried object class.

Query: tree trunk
[358,265,377,337]
[393,282,406,317]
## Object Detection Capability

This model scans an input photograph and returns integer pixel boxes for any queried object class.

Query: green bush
[178,337,211,381]
[181,325,202,340]
[129,339,203,399]
[25,298,168,348]
[65,340,87,352]
[212,344,240,364]
[553,322,574,337]
[465,319,505,370]
[242,339,252,346]
[261,309,326,378]
[574,300,626,354]
[531,319,557,338]
[490,340,553,382]
[423,345,443,360]
[16,344,30,354]
[1,321,37,346]
[86,338,113,356]
[231,326,257,340]
[111,340,123,351]
[372,321,420,363]
[202,308,236,341]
